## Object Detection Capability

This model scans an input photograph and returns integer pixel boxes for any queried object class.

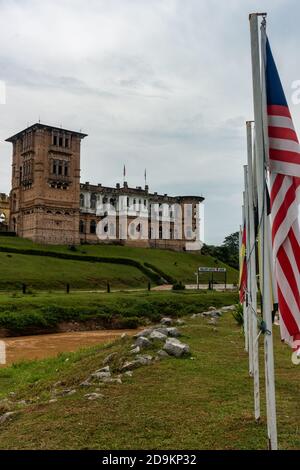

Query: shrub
[172,281,185,291]
[232,303,244,326]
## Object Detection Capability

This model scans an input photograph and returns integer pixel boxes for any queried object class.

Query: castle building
[0,193,10,231]
[6,123,204,250]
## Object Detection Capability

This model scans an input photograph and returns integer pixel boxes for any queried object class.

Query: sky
[1,0,300,244]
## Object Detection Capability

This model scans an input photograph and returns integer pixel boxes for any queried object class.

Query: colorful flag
[266,38,300,348]
[239,222,247,303]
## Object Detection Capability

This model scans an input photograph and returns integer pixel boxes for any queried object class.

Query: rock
[84,392,104,401]
[8,392,15,397]
[103,352,117,366]
[209,306,216,311]
[124,371,133,377]
[91,366,111,379]
[53,381,62,387]
[80,380,93,387]
[49,399,58,404]
[120,361,140,372]
[154,327,169,336]
[176,319,185,325]
[207,318,217,325]
[121,333,127,339]
[120,355,152,372]
[58,388,76,396]
[163,338,190,358]
[134,328,153,338]
[130,346,141,354]
[101,377,122,384]
[149,330,167,341]
[221,305,235,312]
[160,317,173,325]
[211,311,222,318]
[0,411,16,424]
[134,336,152,350]
[136,354,153,366]
[166,327,181,337]
[191,313,202,318]
[157,349,170,359]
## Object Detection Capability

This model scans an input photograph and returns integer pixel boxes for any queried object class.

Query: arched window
[90,220,96,234]
[110,198,115,207]
[12,217,16,232]
[90,193,97,210]
[80,193,84,208]
[79,220,85,233]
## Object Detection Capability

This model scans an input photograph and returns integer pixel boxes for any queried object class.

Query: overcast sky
[1,0,300,244]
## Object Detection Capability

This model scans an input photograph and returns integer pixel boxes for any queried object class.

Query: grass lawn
[0,251,149,291]
[0,235,238,287]
[0,312,299,449]
[0,290,238,333]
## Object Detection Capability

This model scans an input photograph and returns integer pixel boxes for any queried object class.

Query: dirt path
[0,329,138,367]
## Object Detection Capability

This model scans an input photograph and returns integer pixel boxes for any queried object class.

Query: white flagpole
[244,166,253,376]
[242,196,249,353]
[249,12,278,450]
[246,121,260,421]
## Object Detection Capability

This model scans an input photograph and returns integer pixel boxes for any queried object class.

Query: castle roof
[6,123,88,143]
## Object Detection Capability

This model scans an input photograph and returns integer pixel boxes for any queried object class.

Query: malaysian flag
[239,222,247,303]
[266,38,300,349]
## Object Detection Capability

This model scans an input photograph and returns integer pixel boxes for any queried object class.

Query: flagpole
[246,121,260,421]
[249,12,278,450]
[242,197,249,353]
[244,165,253,377]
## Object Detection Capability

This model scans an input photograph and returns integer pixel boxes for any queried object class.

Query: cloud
[0,0,298,243]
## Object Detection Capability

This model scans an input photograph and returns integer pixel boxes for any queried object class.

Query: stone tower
[6,123,87,244]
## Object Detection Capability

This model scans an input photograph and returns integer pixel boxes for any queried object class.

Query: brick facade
[6,123,204,251]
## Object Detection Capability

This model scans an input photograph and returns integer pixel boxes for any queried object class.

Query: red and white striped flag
[265,38,300,349]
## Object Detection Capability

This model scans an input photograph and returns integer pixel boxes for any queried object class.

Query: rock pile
[0,316,191,421]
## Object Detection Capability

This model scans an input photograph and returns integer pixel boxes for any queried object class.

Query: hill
[0,236,238,291]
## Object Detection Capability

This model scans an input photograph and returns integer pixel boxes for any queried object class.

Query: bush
[232,303,244,326]
[172,281,185,291]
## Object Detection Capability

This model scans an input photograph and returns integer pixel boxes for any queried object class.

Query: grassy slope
[0,251,148,290]
[0,291,238,332]
[0,313,299,450]
[0,235,238,286]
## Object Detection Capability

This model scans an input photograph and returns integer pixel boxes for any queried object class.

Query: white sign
[198,267,226,273]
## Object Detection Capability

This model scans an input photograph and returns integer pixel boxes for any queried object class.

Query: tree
[201,231,239,270]
[222,232,239,253]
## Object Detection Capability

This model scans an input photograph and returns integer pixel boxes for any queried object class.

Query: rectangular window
[64,164,68,177]
[59,137,63,147]
[53,135,57,146]
[65,138,69,148]
[58,163,62,175]
[52,161,57,174]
